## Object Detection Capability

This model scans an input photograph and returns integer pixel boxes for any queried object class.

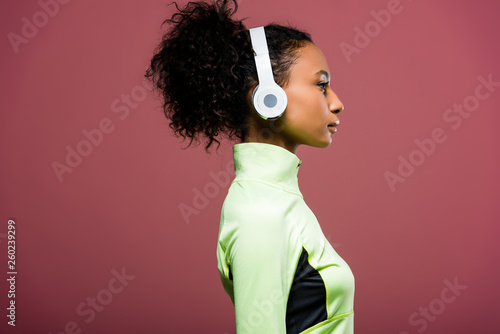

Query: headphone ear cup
[252,84,287,120]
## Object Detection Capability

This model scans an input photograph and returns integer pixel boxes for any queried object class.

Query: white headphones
[249,26,287,120]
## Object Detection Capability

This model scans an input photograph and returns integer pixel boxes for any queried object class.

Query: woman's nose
[328,91,344,115]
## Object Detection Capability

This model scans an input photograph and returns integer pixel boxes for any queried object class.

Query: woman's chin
[310,138,332,149]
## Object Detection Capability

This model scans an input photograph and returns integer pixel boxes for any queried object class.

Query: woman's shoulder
[221,185,298,229]
[225,177,296,206]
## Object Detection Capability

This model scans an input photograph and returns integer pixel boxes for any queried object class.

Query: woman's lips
[328,120,340,133]
[327,125,338,133]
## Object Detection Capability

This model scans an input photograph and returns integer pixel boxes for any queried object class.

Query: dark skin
[244,42,345,154]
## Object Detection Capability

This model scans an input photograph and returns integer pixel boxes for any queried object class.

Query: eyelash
[318,82,329,94]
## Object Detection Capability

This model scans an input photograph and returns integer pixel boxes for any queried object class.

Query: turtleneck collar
[232,142,303,197]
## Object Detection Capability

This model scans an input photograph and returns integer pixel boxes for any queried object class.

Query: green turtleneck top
[217,142,355,334]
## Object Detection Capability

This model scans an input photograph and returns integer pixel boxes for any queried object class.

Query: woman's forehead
[291,43,331,79]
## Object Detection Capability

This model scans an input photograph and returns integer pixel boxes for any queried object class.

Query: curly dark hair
[145,0,313,151]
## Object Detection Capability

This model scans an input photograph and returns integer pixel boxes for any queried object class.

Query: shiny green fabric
[217,142,355,333]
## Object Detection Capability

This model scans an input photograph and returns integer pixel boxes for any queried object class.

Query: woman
[145,0,355,333]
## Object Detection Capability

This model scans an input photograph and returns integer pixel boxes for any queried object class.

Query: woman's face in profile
[281,42,344,150]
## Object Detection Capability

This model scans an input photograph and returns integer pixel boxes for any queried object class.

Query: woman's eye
[318,82,328,94]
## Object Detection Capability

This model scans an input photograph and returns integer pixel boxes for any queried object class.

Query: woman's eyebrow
[315,70,330,81]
